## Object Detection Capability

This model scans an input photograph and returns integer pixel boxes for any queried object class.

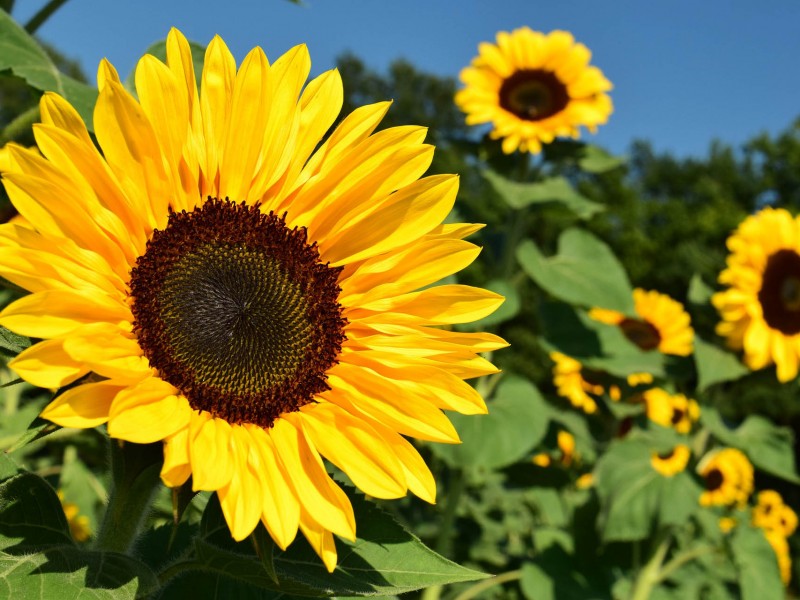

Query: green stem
[435,468,466,555]
[0,105,40,145]
[157,557,206,587]
[453,569,522,600]
[656,544,716,583]
[629,531,671,600]
[93,440,163,554]
[24,0,69,33]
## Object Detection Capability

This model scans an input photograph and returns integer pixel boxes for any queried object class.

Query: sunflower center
[619,318,661,351]
[758,249,800,334]
[129,198,346,428]
[705,468,724,491]
[671,408,686,425]
[656,449,676,461]
[498,69,570,121]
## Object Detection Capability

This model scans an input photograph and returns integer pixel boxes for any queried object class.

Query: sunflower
[454,27,612,154]
[58,490,91,542]
[712,207,800,382]
[764,528,793,585]
[589,289,694,356]
[642,388,700,434]
[698,448,754,508]
[0,29,506,571]
[650,444,691,477]
[752,490,798,538]
[550,351,602,414]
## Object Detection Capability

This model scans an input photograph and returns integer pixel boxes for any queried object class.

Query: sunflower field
[0,3,799,600]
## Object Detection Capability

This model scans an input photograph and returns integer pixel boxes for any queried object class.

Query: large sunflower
[454,27,613,154]
[589,289,694,356]
[713,207,800,382]
[0,30,506,571]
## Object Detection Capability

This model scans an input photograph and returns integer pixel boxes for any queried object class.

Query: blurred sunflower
[698,448,754,508]
[454,27,612,154]
[650,444,690,477]
[590,289,694,356]
[550,351,602,414]
[764,528,792,585]
[752,490,798,538]
[642,389,699,434]
[0,29,506,571]
[713,207,800,382]
[58,490,91,542]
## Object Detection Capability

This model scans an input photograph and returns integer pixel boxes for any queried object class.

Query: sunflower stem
[0,105,40,145]
[452,569,522,600]
[93,440,163,555]
[24,0,69,34]
[628,529,671,600]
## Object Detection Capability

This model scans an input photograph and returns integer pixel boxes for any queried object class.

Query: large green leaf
[700,407,799,483]
[0,8,97,129]
[189,492,486,597]
[520,547,611,600]
[0,472,158,599]
[431,376,548,470]
[483,171,604,219]
[0,472,73,551]
[517,229,635,314]
[595,436,700,542]
[694,336,748,392]
[0,548,159,600]
[578,145,625,173]
[730,526,784,600]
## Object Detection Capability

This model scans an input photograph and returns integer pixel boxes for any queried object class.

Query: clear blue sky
[14,0,800,158]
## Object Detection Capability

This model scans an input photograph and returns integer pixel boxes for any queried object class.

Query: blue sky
[14,0,800,158]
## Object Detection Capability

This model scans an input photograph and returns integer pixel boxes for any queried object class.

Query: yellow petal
[298,506,338,573]
[107,377,190,443]
[41,380,125,428]
[189,412,235,491]
[270,417,356,541]
[218,426,263,541]
[10,338,88,388]
[0,289,131,338]
[161,426,192,487]
[298,403,406,499]
[245,425,300,550]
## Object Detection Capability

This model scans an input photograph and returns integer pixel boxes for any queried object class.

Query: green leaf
[431,376,548,470]
[484,171,604,219]
[578,145,625,173]
[460,278,520,330]
[0,8,97,129]
[0,472,73,551]
[694,336,748,392]
[730,526,784,600]
[0,548,159,599]
[700,407,799,483]
[3,416,59,454]
[0,324,30,357]
[517,229,635,314]
[520,548,608,600]
[123,37,206,92]
[191,492,486,597]
[687,273,714,305]
[595,437,700,542]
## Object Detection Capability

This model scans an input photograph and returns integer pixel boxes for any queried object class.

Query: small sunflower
[589,289,694,356]
[752,490,798,538]
[764,528,792,585]
[650,444,691,477]
[0,29,506,571]
[550,351,602,414]
[642,389,699,434]
[58,490,91,542]
[718,517,738,534]
[454,27,612,154]
[698,448,754,508]
[713,207,800,382]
